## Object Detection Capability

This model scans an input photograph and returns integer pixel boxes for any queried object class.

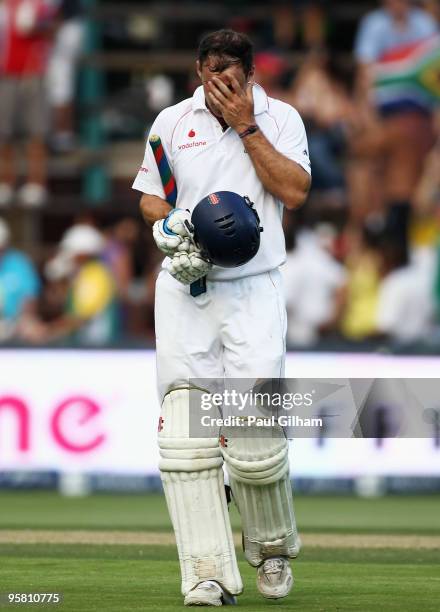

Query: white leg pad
[158,389,243,596]
[221,428,300,567]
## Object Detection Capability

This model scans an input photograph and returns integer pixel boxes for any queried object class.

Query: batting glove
[153,208,194,257]
[167,250,211,285]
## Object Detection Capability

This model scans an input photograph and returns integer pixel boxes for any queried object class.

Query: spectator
[102,218,139,300]
[355,0,437,61]
[270,1,327,51]
[409,129,440,260]
[288,52,355,198]
[377,244,436,343]
[282,224,347,346]
[39,249,73,321]
[0,0,58,207]
[0,217,40,340]
[339,227,382,340]
[47,0,85,153]
[253,51,287,99]
[23,225,120,345]
[353,0,438,264]
[145,74,175,113]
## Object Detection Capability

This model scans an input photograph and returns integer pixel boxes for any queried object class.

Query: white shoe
[18,183,48,208]
[0,183,14,208]
[184,581,237,607]
[256,557,293,599]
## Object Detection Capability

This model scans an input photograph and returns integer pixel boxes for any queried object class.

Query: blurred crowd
[0,0,84,208]
[1,0,440,349]
[0,215,162,345]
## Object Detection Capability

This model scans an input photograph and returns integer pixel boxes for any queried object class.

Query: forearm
[242,130,311,209]
[206,76,311,208]
[139,194,172,226]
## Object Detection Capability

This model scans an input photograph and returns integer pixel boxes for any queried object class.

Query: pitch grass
[0,493,439,610]
[0,492,440,534]
[1,544,440,611]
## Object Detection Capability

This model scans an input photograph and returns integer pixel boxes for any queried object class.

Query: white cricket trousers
[155,268,287,401]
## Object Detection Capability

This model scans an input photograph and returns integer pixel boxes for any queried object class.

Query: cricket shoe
[184,581,237,606]
[256,556,293,599]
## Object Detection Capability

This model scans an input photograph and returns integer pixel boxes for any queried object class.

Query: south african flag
[373,34,440,113]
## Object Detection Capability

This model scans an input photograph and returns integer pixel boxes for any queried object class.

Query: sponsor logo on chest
[177,140,207,150]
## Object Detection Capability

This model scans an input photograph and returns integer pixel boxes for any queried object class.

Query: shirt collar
[192,83,269,115]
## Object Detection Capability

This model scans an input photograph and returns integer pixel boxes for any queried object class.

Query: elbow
[283,187,310,210]
[282,173,311,210]
[139,195,148,215]
[139,195,154,226]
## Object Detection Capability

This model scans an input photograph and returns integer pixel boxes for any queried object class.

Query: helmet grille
[214,213,233,224]
[215,213,236,236]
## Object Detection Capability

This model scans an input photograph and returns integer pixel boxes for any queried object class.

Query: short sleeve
[275,107,311,175]
[132,112,171,198]
[354,14,385,63]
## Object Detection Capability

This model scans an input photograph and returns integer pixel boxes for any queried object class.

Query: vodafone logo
[188,129,196,137]
[178,140,207,150]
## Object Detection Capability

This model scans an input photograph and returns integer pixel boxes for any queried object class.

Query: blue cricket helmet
[191,191,263,268]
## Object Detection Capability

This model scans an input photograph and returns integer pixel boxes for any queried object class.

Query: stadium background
[0,2,440,610]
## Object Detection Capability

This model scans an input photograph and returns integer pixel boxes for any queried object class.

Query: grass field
[0,492,439,611]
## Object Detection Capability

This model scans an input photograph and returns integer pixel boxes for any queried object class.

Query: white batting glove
[176,237,198,254]
[167,250,211,285]
[153,209,194,257]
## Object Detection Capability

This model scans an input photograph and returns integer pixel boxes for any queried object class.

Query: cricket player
[133,29,311,606]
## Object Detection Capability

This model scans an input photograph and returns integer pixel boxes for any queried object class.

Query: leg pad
[222,428,300,567]
[159,389,242,595]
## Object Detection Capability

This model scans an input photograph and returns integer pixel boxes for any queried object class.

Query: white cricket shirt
[132,84,311,280]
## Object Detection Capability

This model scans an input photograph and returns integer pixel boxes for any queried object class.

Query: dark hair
[197,29,254,76]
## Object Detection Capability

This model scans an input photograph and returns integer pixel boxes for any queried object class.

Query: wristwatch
[238,124,259,139]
